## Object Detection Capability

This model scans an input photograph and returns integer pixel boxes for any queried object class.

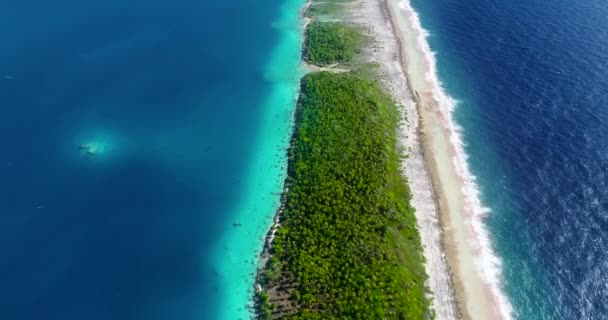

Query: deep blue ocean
[411,0,608,318]
[0,0,298,319]
[5,0,608,318]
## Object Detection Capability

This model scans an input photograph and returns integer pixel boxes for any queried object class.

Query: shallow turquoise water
[0,0,303,319]
[211,0,305,318]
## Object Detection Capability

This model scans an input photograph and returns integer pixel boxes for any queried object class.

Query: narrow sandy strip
[381,0,514,319]
[346,0,459,318]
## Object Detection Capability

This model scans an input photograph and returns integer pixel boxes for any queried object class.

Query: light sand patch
[301,61,351,73]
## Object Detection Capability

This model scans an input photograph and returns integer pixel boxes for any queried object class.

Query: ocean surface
[410,0,608,318]
[0,0,302,319]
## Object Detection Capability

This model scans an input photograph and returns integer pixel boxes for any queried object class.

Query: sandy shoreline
[347,0,460,318]
[379,0,513,318]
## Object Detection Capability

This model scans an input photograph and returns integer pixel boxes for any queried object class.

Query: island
[255,0,433,318]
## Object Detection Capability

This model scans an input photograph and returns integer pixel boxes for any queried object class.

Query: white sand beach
[378,0,513,318]
[342,0,514,318]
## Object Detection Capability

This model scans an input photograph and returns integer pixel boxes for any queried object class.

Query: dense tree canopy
[258,72,432,319]
[304,22,362,66]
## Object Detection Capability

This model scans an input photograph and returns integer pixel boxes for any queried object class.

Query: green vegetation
[258,72,432,319]
[305,0,353,18]
[257,3,432,319]
[305,3,340,17]
[304,22,362,66]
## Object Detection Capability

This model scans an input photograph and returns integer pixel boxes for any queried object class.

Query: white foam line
[396,0,514,318]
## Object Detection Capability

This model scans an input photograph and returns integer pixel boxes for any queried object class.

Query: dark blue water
[411,0,608,318]
[0,1,288,319]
